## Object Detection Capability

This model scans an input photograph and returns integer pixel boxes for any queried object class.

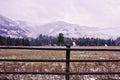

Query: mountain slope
[0,14,119,39]
[0,15,29,38]
[36,21,114,39]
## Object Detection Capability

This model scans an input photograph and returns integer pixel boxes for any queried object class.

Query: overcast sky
[0,0,120,28]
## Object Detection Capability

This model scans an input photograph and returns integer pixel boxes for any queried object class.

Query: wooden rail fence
[0,45,120,80]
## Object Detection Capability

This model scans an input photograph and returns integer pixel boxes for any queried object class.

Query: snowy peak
[37,21,114,39]
[0,14,119,39]
[0,14,17,26]
[0,14,28,38]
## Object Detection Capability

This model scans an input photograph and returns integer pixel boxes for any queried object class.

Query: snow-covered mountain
[0,14,119,39]
[36,21,117,39]
[0,14,31,38]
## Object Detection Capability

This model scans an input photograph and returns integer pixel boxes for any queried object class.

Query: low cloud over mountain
[0,14,119,39]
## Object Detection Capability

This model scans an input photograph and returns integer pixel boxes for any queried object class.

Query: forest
[0,33,119,46]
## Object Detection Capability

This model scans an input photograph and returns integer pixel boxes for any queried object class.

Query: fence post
[66,44,71,80]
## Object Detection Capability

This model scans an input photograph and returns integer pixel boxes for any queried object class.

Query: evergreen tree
[0,36,7,45]
[57,33,64,46]
[23,39,30,46]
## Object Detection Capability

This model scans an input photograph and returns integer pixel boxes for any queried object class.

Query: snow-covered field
[0,46,120,80]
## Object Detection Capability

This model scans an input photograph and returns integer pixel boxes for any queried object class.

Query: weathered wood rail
[0,45,120,80]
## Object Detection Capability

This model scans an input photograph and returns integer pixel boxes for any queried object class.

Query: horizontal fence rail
[1,46,120,51]
[0,72,120,75]
[0,59,120,62]
[0,46,120,80]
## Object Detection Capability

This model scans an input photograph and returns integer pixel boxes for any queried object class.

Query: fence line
[0,46,120,80]
[1,46,120,51]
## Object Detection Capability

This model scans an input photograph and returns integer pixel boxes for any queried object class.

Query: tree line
[29,33,116,46]
[0,35,30,46]
[0,33,119,46]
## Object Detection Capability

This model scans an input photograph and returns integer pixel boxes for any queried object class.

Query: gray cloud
[0,0,120,28]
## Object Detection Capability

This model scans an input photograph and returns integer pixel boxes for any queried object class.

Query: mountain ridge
[0,14,119,39]
[36,21,115,39]
[0,14,30,38]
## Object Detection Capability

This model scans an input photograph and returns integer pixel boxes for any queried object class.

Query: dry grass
[0,46,120,80]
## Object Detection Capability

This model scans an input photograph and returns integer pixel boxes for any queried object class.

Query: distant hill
[36,21,114,39]
[0,14,120,39]
[0,14,30,38]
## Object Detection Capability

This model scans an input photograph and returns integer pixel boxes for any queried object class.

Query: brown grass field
[0,46,120,80]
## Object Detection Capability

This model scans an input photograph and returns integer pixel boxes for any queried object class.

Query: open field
[0,46,120,80]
